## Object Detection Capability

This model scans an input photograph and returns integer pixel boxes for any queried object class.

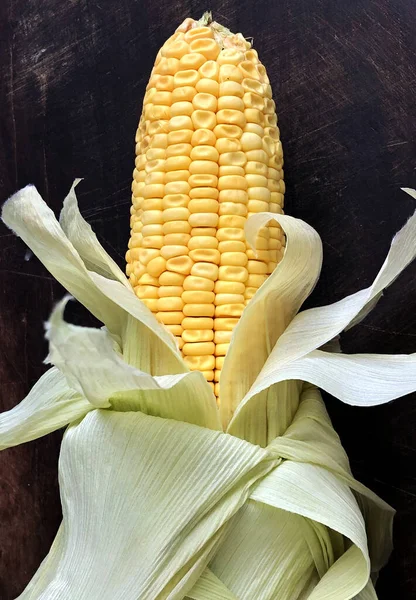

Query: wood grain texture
[0,0,415,597]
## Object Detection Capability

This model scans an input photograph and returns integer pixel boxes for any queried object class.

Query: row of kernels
[180,75,247,374]
[213,202,248,368]
[182,156,218,374]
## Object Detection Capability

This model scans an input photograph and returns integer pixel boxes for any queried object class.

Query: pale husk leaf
[251,462,369,600]
[1,184,186,375]
[229,209,416,433]
[46,297,220,429]
[59,179,129,285]
[221,212,322,436]
[0,368,91,450]
[269,385,394,574]
[186,569,238,600]
[209,501,318,599]
[18,409,276,599]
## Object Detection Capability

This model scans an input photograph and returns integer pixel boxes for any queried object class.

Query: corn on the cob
[126,15,285,398]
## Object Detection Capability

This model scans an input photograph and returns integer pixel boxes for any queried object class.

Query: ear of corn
[126,16,286,398]
[3,12,416,592]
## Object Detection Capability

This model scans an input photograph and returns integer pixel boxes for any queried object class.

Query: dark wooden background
[0,0,415,597]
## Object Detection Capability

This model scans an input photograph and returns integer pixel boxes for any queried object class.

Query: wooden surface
[0,0,415,597]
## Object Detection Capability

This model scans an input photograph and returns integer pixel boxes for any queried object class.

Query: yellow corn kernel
[188,199,218,213]
[190,145,219,161]
[189,186,219,198]
[183,341,215,356]
[190,38,221,59]
[182,317,214,330]
[160,245,189,259]
[162,220,191,234]
[171,87,196,103]
[214,293,245,305]
[184,355,216,371]
[188,236,218,250]
[191,227,217,236]
[165,324,183,336]
[214,330,233,343]
[135,285,158,299]
[157,297,184,311]
[158,285,183,297]
[215,343,229,356]
[166,255,193,274]
[193,93,218,111]
[182,290,215,304]
[162,194,189,209]
[216,227,245,242]
[182,329,214,342]
[217,48,244,66]
[164,232,191,245]
[156,311,184,325]
[166,141,192,157]
[189,248,221,263]
[219,81,244,97]
[189,160,219,175]
[188,213,219,227]
[199,60,220,79]
[163,207,190,222]
[215,303,245,317]
[165,171,190,184]
[142,298,159,311]
[213,124,243,139]
[215,138,241,153]
[191,129,217,145]
[183,275,215,291]
[219,166,245,177]
[183,304,215,317]
[191,262,219,280]
[179,53,206,70]
[214,280,245,294]
[147,256,167,277]
[142,235,164,248]
[159,271,185,285]
[191,110,217,130]
[184,26,214,42]
[196,78,219,96]
[218,202,247,216]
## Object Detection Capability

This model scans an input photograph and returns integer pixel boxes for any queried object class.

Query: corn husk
[1,182,415,599]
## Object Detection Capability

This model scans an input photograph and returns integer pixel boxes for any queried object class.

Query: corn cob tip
[177,13,250,52]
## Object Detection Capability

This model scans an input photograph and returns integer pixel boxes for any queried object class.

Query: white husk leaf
[1,183,415,599]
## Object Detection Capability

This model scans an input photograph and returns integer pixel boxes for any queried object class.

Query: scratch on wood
[9,45,18,187]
